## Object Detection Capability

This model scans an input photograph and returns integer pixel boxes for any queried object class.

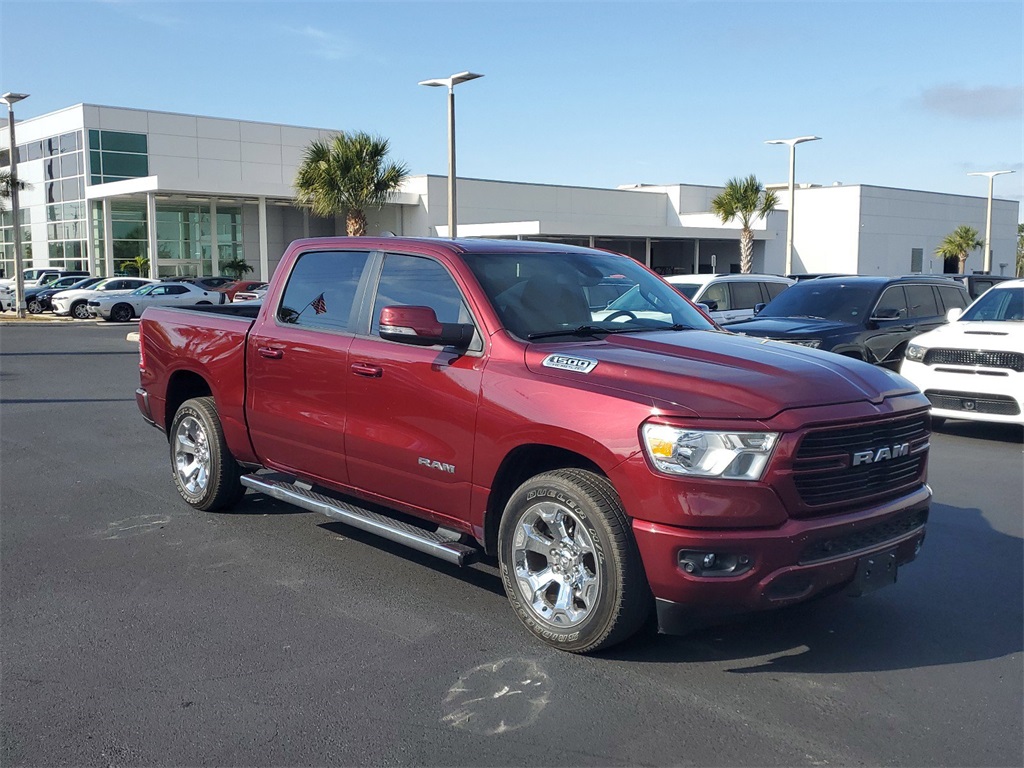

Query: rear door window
[278,249,371,332]
[905,284,940,318]
[730,281,764,310]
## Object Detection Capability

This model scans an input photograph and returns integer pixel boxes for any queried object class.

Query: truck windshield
[960,287,1024,322]
[756,281,879,323]
[464,250,714,341]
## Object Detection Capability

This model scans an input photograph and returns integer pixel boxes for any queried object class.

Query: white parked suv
[664,273,795,324]
[901,278,1024,426]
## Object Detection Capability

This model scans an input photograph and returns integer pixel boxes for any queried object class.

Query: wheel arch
[482,443,604,556]
[164,370,213,441]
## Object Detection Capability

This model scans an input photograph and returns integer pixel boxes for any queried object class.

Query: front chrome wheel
[498,469,651,653]
[512,502,601,628]
[174,415,211,497]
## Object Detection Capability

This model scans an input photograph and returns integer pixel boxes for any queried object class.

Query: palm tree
[220,257,253,278]
[293,132,409,236]
[0,169,31,212]
[710,175,779,273]
[934,225,983,274]
[1015,223,1023,278]
[125,255,150,277]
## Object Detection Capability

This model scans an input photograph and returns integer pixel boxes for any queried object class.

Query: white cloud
[919,84,1022,120]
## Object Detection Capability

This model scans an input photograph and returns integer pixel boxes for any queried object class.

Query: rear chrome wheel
[169,397,245,511]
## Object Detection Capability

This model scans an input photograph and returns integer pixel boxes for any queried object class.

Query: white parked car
[595,273,794,325]
[88,281,226,321]
[901,279,1024,426]
[51,277,156,319]
[665,273,795,324]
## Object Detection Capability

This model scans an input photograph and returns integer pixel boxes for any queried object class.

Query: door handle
[351,362,383,378]
[257,346,284,359]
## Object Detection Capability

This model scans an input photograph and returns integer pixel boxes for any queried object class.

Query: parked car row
[3,275,263,318]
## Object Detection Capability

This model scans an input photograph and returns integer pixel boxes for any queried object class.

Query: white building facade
[1,104,1018,282]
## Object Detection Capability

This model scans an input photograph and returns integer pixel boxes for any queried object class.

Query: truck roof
[286,236,597,257]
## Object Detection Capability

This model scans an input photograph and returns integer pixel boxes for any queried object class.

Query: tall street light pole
[967,170,1014,274]
[2,91,29,319]
[765,135,820,276]
[418,71,483,239]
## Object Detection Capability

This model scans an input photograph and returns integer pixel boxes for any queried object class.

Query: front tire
[70,301,91,320]
[27,299,43,314]
[169,397,245,511]
[498,469,651,653]
[110,303,133,322]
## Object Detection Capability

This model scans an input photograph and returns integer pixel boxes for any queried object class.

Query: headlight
[905,343,926,362]
[782,338,821,348]
[641,424,778,481]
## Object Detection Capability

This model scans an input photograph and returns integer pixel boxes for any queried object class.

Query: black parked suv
[723,275,971,369]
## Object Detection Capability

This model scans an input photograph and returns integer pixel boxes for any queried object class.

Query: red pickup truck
[137,236,931,653]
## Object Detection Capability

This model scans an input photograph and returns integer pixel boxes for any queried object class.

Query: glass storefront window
[100,152,148,178]
[100,131,147,154]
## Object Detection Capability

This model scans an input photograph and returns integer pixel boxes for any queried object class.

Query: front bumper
[901,359,1023,425]
[634,484,930,632]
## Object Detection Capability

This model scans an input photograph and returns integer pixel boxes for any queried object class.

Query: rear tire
[498,468,651,653]
[169,396,245,511]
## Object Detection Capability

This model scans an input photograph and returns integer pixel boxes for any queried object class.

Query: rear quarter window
[937,285,968,312]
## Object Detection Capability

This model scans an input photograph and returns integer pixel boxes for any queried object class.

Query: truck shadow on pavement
[606,503,1022,672]
[932,420,1023,444]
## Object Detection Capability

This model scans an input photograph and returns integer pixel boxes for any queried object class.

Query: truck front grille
[923,348,1024,372]
[792,414,929,509]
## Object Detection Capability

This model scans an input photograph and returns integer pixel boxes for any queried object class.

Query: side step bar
[240,474,480,566]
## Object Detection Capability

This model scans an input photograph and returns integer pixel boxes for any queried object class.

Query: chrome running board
[240,474,479,566]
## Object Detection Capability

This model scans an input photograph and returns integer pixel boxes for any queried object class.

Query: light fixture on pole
[418,71,483,239]
[967,170,1014,274]
[765,135,820,275]
[2,91,29,319]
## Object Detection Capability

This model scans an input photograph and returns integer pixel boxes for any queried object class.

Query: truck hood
[725,316,852,337]
[525,329,915,420]
[914,320,1024,351]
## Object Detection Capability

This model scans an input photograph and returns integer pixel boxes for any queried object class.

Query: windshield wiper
[527,324,695,340]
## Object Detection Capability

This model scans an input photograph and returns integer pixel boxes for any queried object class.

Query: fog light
[678,551,753,577]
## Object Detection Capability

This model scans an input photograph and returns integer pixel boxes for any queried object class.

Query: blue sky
[2,0,1021,213]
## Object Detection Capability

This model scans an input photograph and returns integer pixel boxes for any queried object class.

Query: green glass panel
[90,151,102,175]
[157,241,181,259]
[47,205,63,222]
[88,129,100,150]
[49,242,64,260]
[112,221,146,239]
[99,131,147,153]
[64,202,83,221]
[100,152,148,178]
[65,241,83,260]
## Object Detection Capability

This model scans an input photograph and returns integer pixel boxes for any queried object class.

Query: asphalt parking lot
[1,322,1021,767]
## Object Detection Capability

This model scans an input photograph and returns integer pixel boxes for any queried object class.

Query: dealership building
[1,103,1019,282]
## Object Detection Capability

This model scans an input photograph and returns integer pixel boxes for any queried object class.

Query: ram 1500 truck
[137,237,931,653]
